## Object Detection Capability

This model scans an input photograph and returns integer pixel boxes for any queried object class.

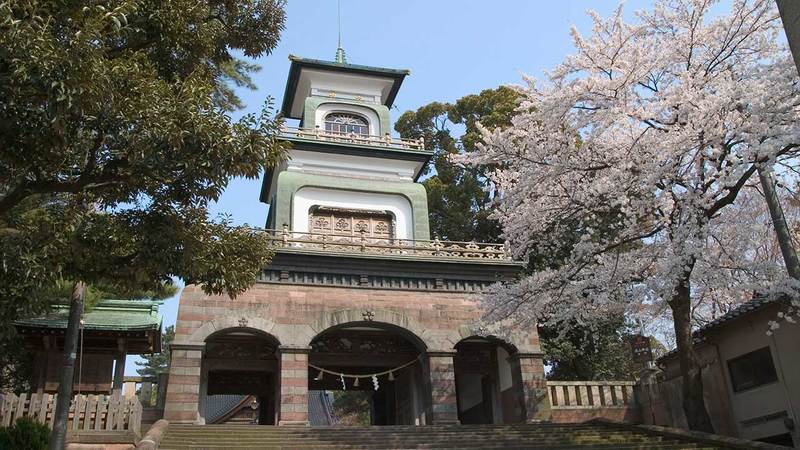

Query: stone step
[162,438,675,447]
[158,439,707,449]
[160,434,665,443]
[159,443,720,450]
[161,432,662,439]
[159,424,725,450]
[162,428,627,437]
[164,429,619,435]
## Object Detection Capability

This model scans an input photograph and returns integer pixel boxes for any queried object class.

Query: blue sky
[127,0,733,373]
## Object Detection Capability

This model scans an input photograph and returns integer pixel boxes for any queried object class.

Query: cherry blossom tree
[466,0,800,432]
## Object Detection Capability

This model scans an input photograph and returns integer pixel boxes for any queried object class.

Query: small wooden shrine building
[14,299,163,395]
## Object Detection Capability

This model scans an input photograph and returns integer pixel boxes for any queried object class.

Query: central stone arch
[308,308,435,350]
[306,309,434,426]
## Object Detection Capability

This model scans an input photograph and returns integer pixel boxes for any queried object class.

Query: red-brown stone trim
[278,345,312,354]
[169,342,205,351]
[426,350,457,357]
[510,352,545,359]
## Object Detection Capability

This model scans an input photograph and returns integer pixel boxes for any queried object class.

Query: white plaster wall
[305,69,390,100]
[292,187,413,239]
[772,319,800,443]
[290,69,393,117]
[497,347,513,392]
[287,150,418,182]
[314,103,380,135]
[715,310,799,442]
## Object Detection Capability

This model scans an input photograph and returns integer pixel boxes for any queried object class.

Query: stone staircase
[158,423,739,449]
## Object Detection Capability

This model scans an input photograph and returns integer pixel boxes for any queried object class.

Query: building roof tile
[658,294,785,362]
[15,299,163,332]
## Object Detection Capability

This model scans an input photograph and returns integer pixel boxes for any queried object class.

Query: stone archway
[307,317,431,426]
[454,335,521,424]
[200,327,281,425]
[187,315,278,344]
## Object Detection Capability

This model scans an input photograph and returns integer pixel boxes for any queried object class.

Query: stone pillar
[427,351,460,425]
[112,352,126,397]
[123,379,136,399]
[163,342,204,424]
[33,351,47,395]
[140,380,153,407]
[156,372,169,409]
[510,352,550,423]
[278,346,310,426]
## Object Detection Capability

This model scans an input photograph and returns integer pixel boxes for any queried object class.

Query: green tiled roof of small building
[15,299,163,332]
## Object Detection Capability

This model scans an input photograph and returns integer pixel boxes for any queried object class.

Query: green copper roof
[287,55,411,76]
[15,299,163,332]
[281,55,410,119]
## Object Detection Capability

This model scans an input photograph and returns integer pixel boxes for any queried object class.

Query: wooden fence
[548,381,636,409]
[0,393,141,438]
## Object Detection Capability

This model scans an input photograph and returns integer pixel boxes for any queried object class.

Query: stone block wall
[278,347,310,426]
[163,276,545,425]
[428,353,459,424]
[163,345,203,423]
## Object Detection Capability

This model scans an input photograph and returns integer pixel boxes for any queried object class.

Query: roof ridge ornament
[335,0,347,64]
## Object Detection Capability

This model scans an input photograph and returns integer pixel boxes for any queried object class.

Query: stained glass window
[324,112,370,135]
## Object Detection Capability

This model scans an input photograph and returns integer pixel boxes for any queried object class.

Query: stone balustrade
[280,126,425,151]
[547,381,641,424]
[263,227,513,261]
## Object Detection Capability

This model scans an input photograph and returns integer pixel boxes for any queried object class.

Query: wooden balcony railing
[548,381,636,409]
[280,126,426,151]
[264,227,512,261]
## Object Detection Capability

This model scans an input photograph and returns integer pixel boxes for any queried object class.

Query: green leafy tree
[136,325,174,377]
[540,320,639,381]
[0,417,50,450]
[0,0,287,447]
[395,87,519,243]
[332,391,371,426]
[0,334,33,393]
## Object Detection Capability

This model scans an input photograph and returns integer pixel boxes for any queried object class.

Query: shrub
[0,417,50,450]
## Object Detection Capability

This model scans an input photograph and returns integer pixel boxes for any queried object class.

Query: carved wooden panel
[454,343,496,375]
[207,370,272,396]
[311,332,418,356]
[205,336,277,361]
[309,206,394,239]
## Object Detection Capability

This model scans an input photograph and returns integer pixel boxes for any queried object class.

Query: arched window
[324,112,369,135]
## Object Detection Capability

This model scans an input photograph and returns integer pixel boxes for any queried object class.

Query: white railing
[265,227,512,261]
[281,126,426,151]
[0,393,142,437]
[548,381,636,409]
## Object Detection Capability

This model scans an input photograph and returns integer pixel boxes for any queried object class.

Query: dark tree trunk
[49,280,85,450]
[670,269,715,433]
[758,168,800,280]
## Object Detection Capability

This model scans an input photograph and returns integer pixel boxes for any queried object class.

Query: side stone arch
[456,324,537,354]
[187,315,279,344]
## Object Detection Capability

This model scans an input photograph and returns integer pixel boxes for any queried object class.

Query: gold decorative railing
[280,126,426,151]
[264,227,511,261]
